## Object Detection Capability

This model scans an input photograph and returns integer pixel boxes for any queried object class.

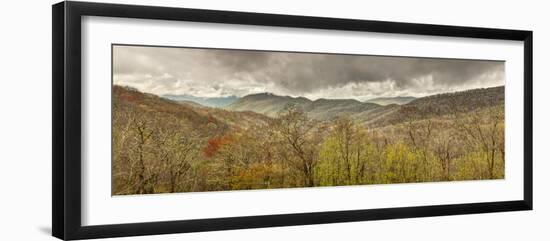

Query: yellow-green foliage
[112,86,505,195]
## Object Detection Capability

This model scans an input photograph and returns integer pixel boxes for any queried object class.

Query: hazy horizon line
[115,84,504,102]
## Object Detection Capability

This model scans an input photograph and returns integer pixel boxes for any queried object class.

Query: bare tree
[154,118,198,193]
[455,107,503,178]
[432,131,460,180]
[448,93,505,179]
[273,104,322,187]
[131,115,156,194]
[400,106,433,181]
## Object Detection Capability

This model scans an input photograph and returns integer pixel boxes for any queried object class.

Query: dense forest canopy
[112,85,504,195]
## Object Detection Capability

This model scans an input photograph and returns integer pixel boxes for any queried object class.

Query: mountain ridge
[226,86,504,125]
[226,92,381,120]
[116,85,504,128]
[162,94,238,108]
[366,96,416,106]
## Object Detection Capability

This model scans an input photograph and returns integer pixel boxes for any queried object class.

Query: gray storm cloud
[113,45,504,100]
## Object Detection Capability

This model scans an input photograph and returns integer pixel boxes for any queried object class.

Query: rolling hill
[366,96,416,106]
[114,86,271,135]
[365,86,505,127]
[116,85,504,130]
[226,93,380,120]
[162,94,238,108]
[225,86,504,127]
[113,84,505,195]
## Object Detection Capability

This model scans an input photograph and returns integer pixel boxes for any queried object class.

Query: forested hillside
[112,85,505,195]
[226,93,380,120]
[366,96,416,106]
[366,86,504,127]
[162,94,238,108]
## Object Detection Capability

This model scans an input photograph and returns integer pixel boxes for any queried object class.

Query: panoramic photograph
[111,44,505,195]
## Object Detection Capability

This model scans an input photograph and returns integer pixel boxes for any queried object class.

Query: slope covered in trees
[112,85,505,195]
[226,92,380,120]
[162,94,238,108]
[365,96,416,106]
[365,86,504,127]
[226,86,504,127]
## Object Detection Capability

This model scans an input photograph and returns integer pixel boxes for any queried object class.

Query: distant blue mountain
[162,94,238,108]
[365,96,416,106]
[226,92,380,120]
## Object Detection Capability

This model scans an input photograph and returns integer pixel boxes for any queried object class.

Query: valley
[112,85,504,194]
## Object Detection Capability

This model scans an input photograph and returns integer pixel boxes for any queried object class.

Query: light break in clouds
[113,45,505,100]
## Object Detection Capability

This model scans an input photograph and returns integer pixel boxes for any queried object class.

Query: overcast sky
[113,45,504,100]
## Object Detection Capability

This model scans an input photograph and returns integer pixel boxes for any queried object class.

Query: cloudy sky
[113,45,504,100]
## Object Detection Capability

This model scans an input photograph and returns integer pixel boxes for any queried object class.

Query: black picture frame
[52,1,533,240]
